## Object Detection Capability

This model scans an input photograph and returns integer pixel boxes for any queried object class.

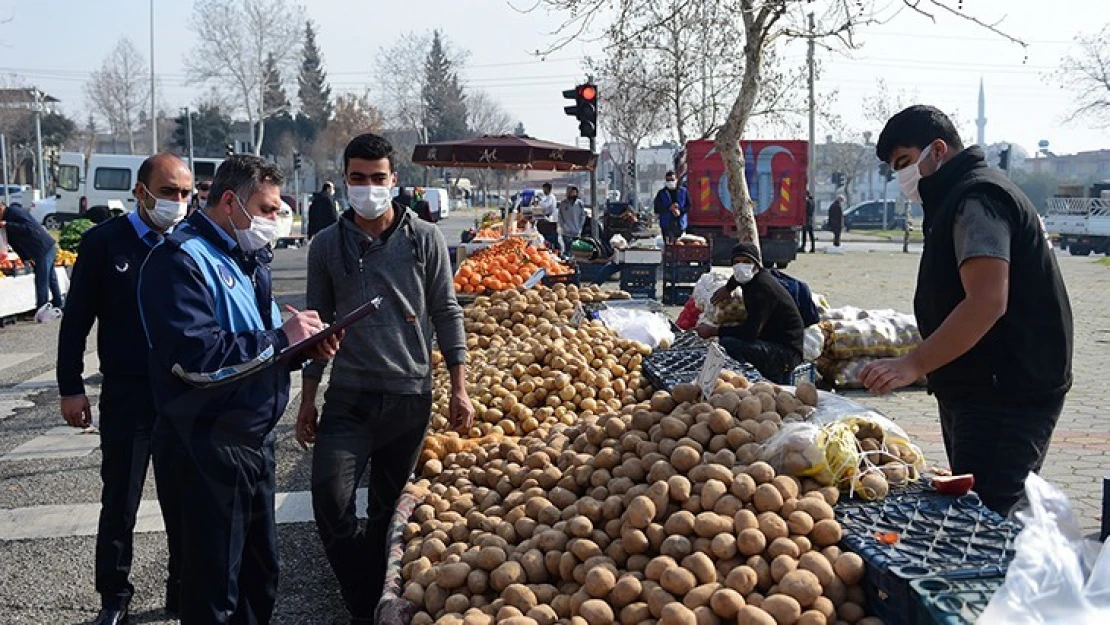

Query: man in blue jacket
[0,199,64,321]
[653,170,689,242]
[139,155,336,624]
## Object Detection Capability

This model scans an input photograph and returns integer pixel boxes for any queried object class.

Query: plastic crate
[541,271,581,287]
[642,348,763,391]
[664,242,713,264]
[662,285,695,306]
[620,263,659,291]
[669,331,714,351]
[577,262,613,285]
[911,575,1004,625]
[665,262,711,284]
[623,286,657,300]
[838,494,1019,625]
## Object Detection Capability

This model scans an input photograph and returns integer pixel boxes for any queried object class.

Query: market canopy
[411,134,596,171]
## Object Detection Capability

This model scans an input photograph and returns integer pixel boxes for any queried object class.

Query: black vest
[915,147,1073,402]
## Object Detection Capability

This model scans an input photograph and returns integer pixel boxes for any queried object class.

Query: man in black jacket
[0,200,64,321]
[799,191,816,253]
[307,181,339,240]
[862,105,1072,515]
[827,195,844,247]
[57,153,192,625]
[697,242,805,381]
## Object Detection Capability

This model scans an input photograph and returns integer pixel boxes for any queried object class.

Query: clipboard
[278,295,383,363]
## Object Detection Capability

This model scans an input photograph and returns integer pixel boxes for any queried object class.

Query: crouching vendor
[696,242,805,381]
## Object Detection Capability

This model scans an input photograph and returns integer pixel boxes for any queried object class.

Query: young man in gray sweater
[295,133,474,624]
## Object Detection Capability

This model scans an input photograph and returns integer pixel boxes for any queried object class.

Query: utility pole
[150,0,158,152]
[184,107,195,178]
[33,90,46,195]
[587,74,599,243]
[806,12,816,208]
[0,133,8,206]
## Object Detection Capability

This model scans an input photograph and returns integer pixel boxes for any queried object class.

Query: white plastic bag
[609,233,629,250]
[978,473,1110,624]
[803,326,825,362]
[597,308,674,350]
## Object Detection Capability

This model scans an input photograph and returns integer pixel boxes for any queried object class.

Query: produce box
[668,330,714,351]
[642,348,762,391]
[541,270,581,287]
[911,575,1004,625]
[619,263,658,297]
[662,284,695,306]
[576,261,612,285]
[665,262,711,285]
[664,241,713,263]
[615,247,663,264]
[837,493,1018,625]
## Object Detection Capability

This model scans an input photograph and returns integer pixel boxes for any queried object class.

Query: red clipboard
[278,296,383,363]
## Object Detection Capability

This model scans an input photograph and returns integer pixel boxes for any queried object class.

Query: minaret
[976,78,986,146]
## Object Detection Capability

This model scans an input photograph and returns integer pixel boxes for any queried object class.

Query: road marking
[0,352,39,375]
[0,426,102,462]
[0,488,370,541]
[0,352,100,421]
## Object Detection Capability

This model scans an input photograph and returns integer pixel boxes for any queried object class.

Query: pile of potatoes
[424,287,654,463]
[401,377,883,625]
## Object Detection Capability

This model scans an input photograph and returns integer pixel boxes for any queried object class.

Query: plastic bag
[761,422,859,486]
[979,473,1110,624]
[597,308,675,349]
[675,298,701,331]
[692,272,747,326]
[823,309,922,360]
[803,326,826,362]
[609,233,629,250]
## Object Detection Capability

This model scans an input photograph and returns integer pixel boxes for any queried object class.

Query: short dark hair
[137,153,185,187]
[197,181,211,192]
[665,170,676,178]
[876,105,964,163]
[207,154,284,208]
[542,183,552,190]
[344,133,394,173]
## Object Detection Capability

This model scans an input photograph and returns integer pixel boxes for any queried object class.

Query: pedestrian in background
[828,194,844,247]
[799,191,816,253]
[307,181,339,240]
[189,181,210,216]
[57,153,192,625]
[295,133,473,625]
[654,170,689,242]
[0,199,64,322]
[557,185,585,258]
[139,155,336,624]
[413,187,436,223]
[862,104,1072,516]
[534,182,560,250]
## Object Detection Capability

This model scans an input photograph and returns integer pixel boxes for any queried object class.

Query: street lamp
[150,0,157,153]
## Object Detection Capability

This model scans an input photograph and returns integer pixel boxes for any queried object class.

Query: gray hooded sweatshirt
[303,207,466,394]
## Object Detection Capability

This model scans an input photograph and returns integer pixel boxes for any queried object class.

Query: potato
[753,484,785,513]
[855,472,890,500]
[798,552,835,587]
[770,554,798,583]
[672,383,701,404]
[491,561,527,591]
[625,495,656,529]
[787,510,815,536]
[767,537,801,561]
[836,602,865,624]
[772,476,801,501]
[660,567,698,596]
[879,462,909,485]
[710,590,745,617]
[737,528,767,557]
[668,475,693,502]
[731,474,758,503]
[585,567,617,599]
[810,520,842,548]
[682,582,720,610]
[646,555,677,581]
[620,602,652,624]
[665,510,697,536]
[779,569,822,608]
[701,479,727,510]
[758,512,790,542]
[504,583,539,612]
[672,446,702,472]
[437,562,471,589]
[650,392,678,414]
[724,565,759,596]
[746,462,776,485]
[794,383,818,407]
[737,605,778,625]
[795,498,835,522]
[811,597,835,623]
[762,594,803,624]
[734,509,759,533]
[579,598,616,625]
[610,574,642,608]
[833,552,865,585]
[796,610,827,625]
[710,533,738,560]
[695,512,733,538]
[682,552,718,585]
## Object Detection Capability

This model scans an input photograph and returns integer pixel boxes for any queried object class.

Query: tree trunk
[255,118,266,156]
[715,31,765,250]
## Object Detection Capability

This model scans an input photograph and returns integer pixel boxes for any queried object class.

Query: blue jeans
[561,236,575,257]
[33,246,63,309]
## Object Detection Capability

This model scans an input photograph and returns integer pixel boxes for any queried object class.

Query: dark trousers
[938,394,1065,516]
[151,418,185,608]
[560,235,575,257]
[719,337,801,383]
[95,376,160,610]
[799,223,815,251]
[311,388,431,621]
[832,229,842,247]
[174,432,279,625]
[595,261,622,285]
[32,246,63,309]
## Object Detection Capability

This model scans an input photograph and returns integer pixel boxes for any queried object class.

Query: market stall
[0,256,72,322]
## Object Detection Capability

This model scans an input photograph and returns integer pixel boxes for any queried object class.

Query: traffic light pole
[185,107,195,180]
[590,136,599,242]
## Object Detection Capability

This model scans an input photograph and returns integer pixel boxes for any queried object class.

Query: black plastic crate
[642,348,763,391]
[665,262,711,284]
[577,262,612,285]
[622,285,657,300]
[620,263,659,293]
[669,331,714,351]
[911,575,1004,625]
[662,285,695,306]
[838,494,1018,625]
[541,271,581,287]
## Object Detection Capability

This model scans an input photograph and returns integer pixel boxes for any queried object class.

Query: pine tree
[262,53,291,120]
[297,21,333,130]
[422,30,468,142]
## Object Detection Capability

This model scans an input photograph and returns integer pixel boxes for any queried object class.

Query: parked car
[1,184,30,208]
[823,200,923,231]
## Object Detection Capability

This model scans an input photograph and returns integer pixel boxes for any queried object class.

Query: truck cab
[1044,182,1110,256]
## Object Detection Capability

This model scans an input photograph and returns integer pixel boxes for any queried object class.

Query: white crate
[616,248,663,264]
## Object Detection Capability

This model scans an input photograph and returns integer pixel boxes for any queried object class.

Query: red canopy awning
[412,134,596,171]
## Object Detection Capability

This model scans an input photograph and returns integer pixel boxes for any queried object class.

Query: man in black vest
[863,105,1072,516]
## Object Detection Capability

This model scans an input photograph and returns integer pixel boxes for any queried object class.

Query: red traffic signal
[579,85,597,101]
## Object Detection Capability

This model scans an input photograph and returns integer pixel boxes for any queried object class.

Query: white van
[31,152,223,228]
[422,188,449,219]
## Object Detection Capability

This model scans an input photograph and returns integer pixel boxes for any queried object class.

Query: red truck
[677,139,809,268]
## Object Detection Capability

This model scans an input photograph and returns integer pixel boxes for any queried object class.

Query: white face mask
[665,180,677,190]
[348,184,392,220]
[142,188,187,230]
[896,144,935,204]
[733,263,757,284]
[233,196,279,252]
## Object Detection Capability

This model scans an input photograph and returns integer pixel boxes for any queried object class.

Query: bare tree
[312,92,385,177]
[186,0,304,155]
[533,0,1025,250]
[377,31,470,142]
[85,38,148,154]
[1057,24,1110,128]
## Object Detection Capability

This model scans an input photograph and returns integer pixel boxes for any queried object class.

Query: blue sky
[0,0,1105,155]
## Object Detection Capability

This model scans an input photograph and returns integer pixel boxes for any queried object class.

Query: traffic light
[226,144,235,157]
[626,160,636,178]
[562,82,598,139]
[878,162,894,182]
[172,113,187,150]
[998,145,1011,171]
[293,152,303,170]
[831,171,845,187]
